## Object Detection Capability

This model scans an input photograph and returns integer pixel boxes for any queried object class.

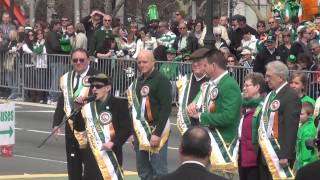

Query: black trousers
[65,124,85,180]
[239,166,259,180]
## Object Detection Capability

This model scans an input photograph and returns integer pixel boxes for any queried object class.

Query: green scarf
[242,97,264,108]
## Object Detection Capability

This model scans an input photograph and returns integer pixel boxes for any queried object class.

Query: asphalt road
[0,102,181,177]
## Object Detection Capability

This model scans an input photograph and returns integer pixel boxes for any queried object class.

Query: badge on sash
[82,76,91,87]
[99,112,112,125]
[210,88,219,100]
[201,82,209,92]
[270,100,280,112]
[141,85,150,97]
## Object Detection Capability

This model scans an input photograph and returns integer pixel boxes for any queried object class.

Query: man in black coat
[258,61,301,180]
[253,36,284,75]
[172,22,199,55]
[52,48,99,180]
[155,126,227,180]
[296,160,320,180]
[75,73,132,179]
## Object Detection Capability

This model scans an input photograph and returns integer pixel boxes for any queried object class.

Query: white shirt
[275,81,288,94]
[210,71,228,86]
[182,160,205,167]
[73,66,90,88]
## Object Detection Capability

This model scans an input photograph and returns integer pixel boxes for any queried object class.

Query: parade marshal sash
[258,92,295,180]
[198,82,237,172]
[176,74,193,134]
[127,79,170,153]
[81,102,123,180]
[60,71,89,149]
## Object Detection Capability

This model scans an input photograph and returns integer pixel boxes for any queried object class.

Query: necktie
[73,74,81,93]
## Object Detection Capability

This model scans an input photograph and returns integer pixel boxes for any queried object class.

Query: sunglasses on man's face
[72,58,86,64]
[90,84,104,89]
[104,19,112,22]
[176,13,180,16]
[179,27,186,30]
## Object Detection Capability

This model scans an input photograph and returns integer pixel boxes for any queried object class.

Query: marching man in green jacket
[187,49,242,174]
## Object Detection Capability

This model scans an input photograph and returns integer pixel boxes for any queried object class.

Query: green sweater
[295,119,319,170]
[200,74,242,143]
[135,70,172,136]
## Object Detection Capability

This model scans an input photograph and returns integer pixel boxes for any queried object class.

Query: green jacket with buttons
[200,74,242,144]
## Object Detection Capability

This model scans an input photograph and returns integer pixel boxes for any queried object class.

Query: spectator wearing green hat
[287,54,300,70]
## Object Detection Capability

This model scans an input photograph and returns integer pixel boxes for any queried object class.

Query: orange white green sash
[81,102,123,180]
[258,92,295,179]
[60,71,89,148]
[198,82,238,172]
[127,79,170,153]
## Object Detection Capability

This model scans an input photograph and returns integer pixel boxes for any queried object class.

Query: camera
[305,130,320,151]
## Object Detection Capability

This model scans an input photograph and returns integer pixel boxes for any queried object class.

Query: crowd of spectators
[1,9,320,103]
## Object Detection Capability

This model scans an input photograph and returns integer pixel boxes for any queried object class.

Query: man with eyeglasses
[74,73,132,179]
[52,48,99,180]
[60,16,70,34]
[170,11,186,37]
[89,14,113,57]
[266,17,280,36]
[310,40,320,63]
[172,22,198,54]
[128,50,172,180]
[157,21,176,49]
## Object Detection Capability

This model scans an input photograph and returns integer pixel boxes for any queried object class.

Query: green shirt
[295,119,319,170]
[135,70,172,136]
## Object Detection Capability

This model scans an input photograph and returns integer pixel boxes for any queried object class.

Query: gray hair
[310,39,320,47]
[266,61,289,80]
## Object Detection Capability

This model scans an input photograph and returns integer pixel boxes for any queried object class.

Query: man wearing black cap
[177,48,209,133]
[76,73,132,179]
[52,48,99,180]
[253,35,283,75]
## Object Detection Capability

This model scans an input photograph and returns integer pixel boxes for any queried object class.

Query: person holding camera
[295,102,319,170]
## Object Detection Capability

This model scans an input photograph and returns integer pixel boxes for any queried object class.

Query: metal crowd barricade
[2,53,320,102]
[0,51,22,99]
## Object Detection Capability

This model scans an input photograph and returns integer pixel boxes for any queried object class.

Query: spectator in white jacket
[238,28,258,55]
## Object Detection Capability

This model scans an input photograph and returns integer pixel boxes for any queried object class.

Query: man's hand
[150,135,161,147]
[53,126,61,140]
[187,103,200,119]
[279,158,289,168]
[102,141,114,150]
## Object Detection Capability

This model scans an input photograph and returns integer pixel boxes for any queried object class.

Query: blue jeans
[134,136,168,180]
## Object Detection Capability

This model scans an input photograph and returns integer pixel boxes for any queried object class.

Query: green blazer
[200,74,242,143]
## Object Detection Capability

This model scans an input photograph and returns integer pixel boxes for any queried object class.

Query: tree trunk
[104,0,113,14]
[112,0,125,17]
[47,0,56,22]
[81,0,91,18]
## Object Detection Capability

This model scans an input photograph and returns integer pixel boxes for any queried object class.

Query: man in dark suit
[155,126,227,180]
[295,160,320,180]
[75,73,132,179]
[52,48,99,180]
[258,61,301,180]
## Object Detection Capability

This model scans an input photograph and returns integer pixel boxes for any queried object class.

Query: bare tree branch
[112,0,126,17]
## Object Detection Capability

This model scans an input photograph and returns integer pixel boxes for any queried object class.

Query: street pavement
[0,101,181,179]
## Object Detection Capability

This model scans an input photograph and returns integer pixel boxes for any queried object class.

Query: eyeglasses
[268,21,275,24]
[72,58,86,63]
[90,84,104,89]
[227,60,235,63]
[61,19,69,22]
[175,13,180,16]
[179,27,186,30]
[214,34,221,37]
[257,25,265,28]
[104,19,112,22]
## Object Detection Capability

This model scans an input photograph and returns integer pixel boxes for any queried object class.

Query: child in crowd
[295,102,318,171]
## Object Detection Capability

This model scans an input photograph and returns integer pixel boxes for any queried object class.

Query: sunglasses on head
[72,58,86,64]
[90,84,105,89]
